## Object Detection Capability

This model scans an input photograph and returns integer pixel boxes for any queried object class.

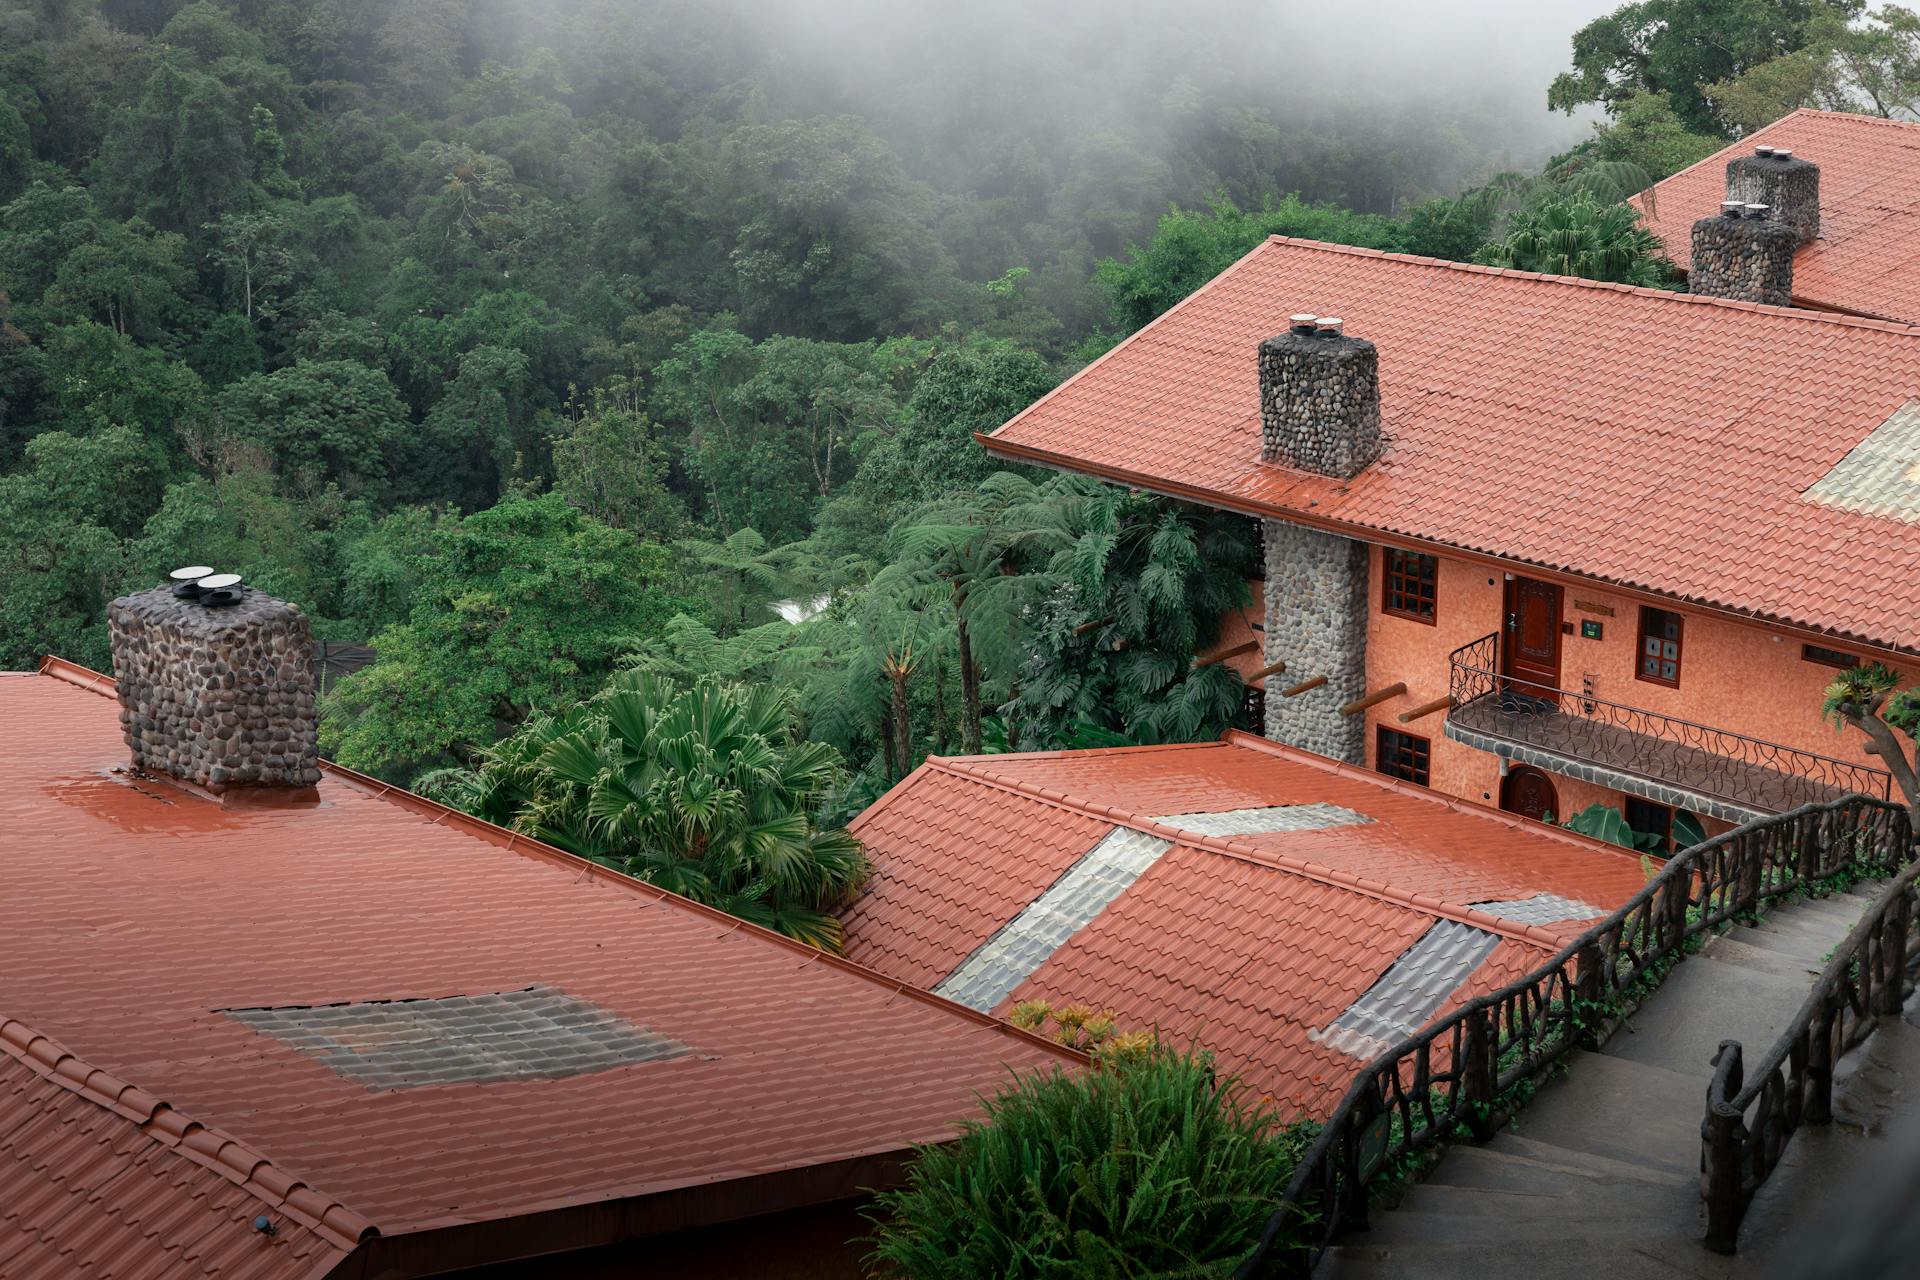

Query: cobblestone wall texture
[1690,213,1798,306]
[1727,153,1820,245]
[1263,518,1369,763]
[108,585,321,792]
[1258,329,1382,479]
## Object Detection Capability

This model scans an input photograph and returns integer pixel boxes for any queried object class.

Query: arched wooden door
[1500,765,1560,824]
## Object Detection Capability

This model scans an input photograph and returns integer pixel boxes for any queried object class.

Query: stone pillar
[1727,147,1819,245]
[1263,520,1369,763]
[1254,316,1379,764]
[108,584,321,794]
[1690,204,1798,306]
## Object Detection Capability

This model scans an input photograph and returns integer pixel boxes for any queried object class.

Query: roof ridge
[0,1014,375,1251]
[35,659,1088,1071]
[1257,235,1920,335]
[930,749,1566,951]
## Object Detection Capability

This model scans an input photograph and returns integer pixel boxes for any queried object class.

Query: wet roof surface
[1635,109,1920,325]
[0,664,1078,1270]
[842,734,1650,1115]
[985,233,1920,655]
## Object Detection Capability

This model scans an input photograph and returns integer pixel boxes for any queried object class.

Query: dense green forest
[5,0,1912,939]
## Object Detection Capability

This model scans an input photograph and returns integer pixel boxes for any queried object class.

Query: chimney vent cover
[1315,316,1345,335]
[196,572,244,607]
[1774,148,1794,159]
[1288,312,1318,334]
[170,565,217,600]
[1755,145,1776,157]
[1745,202,1772,218]
[1721,200,1746,218]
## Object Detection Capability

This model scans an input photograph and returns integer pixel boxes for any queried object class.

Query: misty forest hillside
[2,0,1903,934]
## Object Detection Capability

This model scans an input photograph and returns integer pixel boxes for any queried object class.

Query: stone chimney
[1258,315,1383,480]
[1727,145,1819,245]
[1255,315,1374,765]
[108,570,321,796]
[1689,202,1798,306]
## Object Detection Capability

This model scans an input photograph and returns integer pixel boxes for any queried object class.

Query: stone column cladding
[1690,212,1798,306]
[1263,518,1369,764]
[107,585,321,793]
[1257,328,1382,480]
[1727,152,1820,245]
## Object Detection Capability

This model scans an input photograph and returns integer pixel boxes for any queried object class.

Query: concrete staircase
[1318,881,1918,1280]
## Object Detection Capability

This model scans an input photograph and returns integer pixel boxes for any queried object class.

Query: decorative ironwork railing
[1702,860,1920,1252]
[1447,632,1894,814]
[1231,796,1913,1280]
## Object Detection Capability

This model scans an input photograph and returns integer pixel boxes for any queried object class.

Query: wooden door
[1501,765,1560,824]
[1502,576,1564,700]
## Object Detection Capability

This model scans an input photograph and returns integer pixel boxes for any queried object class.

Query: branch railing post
[1805,995,1835,1126]
[1703,1041,1746,1255]
[1461,1006,1496,1140]
[1879,889,1910,1018]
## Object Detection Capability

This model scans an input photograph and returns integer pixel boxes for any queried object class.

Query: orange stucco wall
[1356,545,1913,820]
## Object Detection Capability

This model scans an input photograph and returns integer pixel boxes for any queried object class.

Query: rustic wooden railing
[1232,795,1912,1280]
[1702,856,1920,1252]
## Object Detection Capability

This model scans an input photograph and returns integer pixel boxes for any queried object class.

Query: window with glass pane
[1376,728,1431,786]
[1637,607,1683,687]
[1383,549,1437,623]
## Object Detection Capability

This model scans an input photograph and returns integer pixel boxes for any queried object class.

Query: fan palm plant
[427,670,868,950]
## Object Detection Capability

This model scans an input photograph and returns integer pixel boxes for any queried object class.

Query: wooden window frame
[1624,796,1674,853]
[1376,727,1432,787]
[1381,548,1438,625]
[1801,643,1859,671]
[1635,606,1684,689]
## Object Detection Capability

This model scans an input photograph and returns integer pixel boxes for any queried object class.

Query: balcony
[1444,633,1894,824]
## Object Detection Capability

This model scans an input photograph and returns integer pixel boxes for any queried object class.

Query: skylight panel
[1468,892,1606,926]
[1150,804,1370,837]
[1804,398,1920,522]
[1313,920,1501,1060]
[934,827,1173,1012]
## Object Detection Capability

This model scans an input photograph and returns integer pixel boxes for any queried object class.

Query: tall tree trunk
[890,667,913,779]
[933,661,949,756]
[1845,707,1920,830]
[877,692,897,784]
[956,614,982,755]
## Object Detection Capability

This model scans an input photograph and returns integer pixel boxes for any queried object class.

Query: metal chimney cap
[197,573,242,590]
[1773,148,1794,159]
[170,565,215,582]
[1721,200,1746,218]
[1288,312,1318,333]
[1315,316,1345,334]
[1745,202,1772,218]
[1755,145,1776,157]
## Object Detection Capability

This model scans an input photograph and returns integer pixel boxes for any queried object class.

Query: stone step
[1607,954,1821,1079]
[1319,1236,1741,1280]
[1724,923,1842,965]
[1697,935,1826,981]
[1482,1132,1692,1186]
[1785,894,1872,924]
[1423,1142,1688,1195]
[1351,1181,1702,1241]
[1510,1053,1703,1176]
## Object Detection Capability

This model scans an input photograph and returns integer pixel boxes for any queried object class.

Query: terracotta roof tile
[0,665,1081,1275]
[1636,109,1920,323]
[841,734,1648,1115]
[985,234,1920,655]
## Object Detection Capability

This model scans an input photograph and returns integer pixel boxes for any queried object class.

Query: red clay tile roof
[1634,109,1920,324]
[1,1018,360,1280]
[1,662,1080,1279]
[841,733,1650,1115]
[984,235,1920,657]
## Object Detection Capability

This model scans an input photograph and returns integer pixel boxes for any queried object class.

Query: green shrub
[867,1048,1317,1279]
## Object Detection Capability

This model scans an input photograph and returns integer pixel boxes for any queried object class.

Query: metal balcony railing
[1446,632,1894,816]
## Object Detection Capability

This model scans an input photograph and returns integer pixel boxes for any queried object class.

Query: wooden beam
[1280,675,1327,698]
[1398,694,1455,723]
[1194,640,1258,670]
[1339,681,1408,716]
[1248,659,1287,681]
[1071,616,1114,637]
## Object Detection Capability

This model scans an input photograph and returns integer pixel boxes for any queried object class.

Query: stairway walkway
[1319,881,1909,1279]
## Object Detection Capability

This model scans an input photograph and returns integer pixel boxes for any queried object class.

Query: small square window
[1382,549,1438,624]
[1376,728,1431,787]
[1636,608,1684,688]
[1624,797,1673,852]
[1802,643,1859,670]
